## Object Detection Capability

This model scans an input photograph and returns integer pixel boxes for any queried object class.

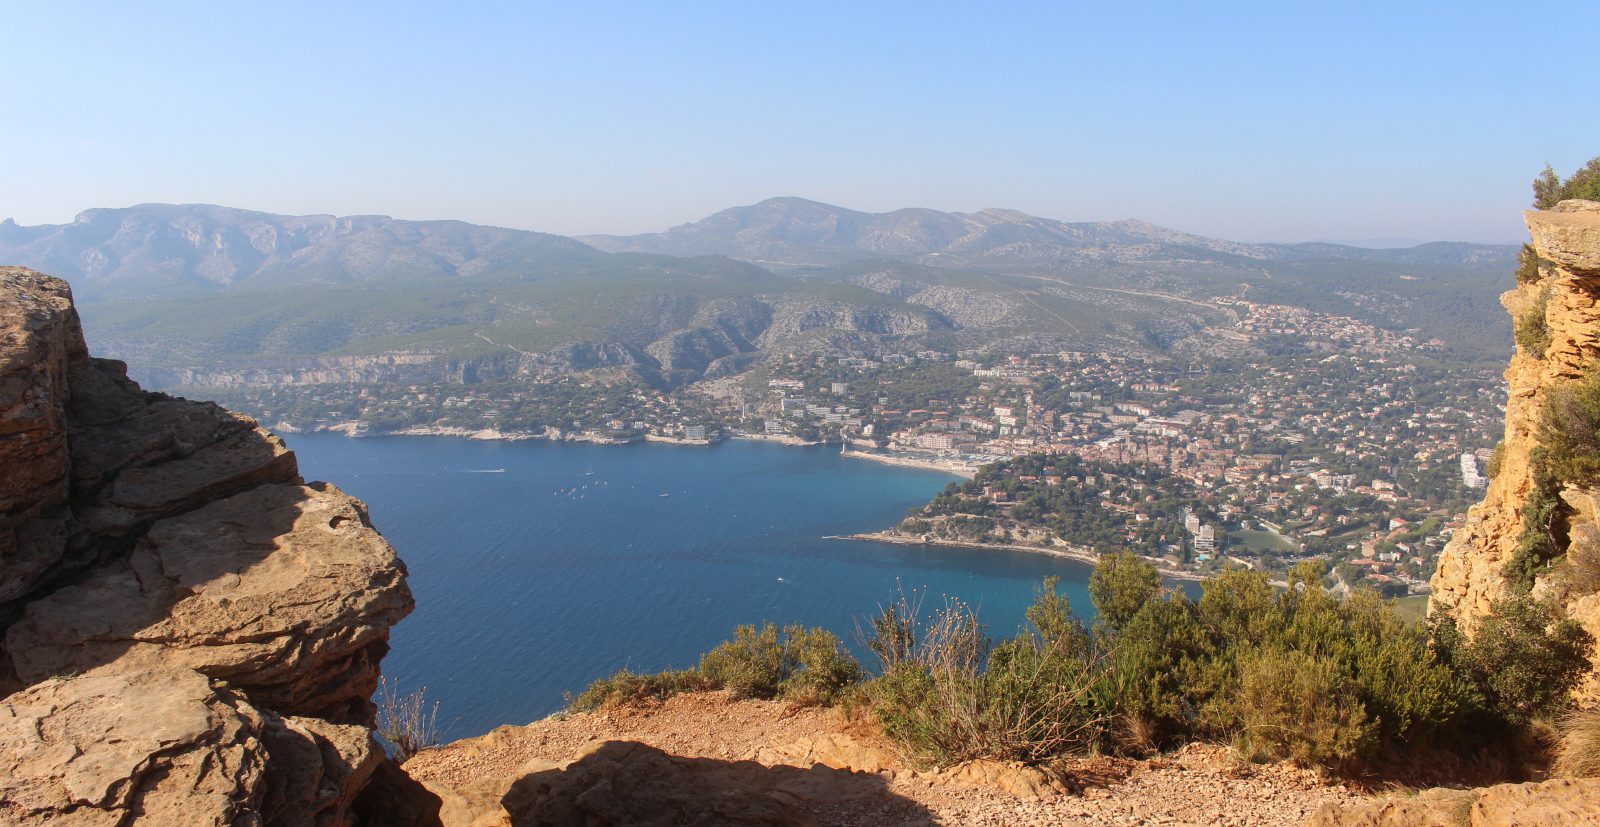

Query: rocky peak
[0,267,437,825]
[1430,199,1600,699]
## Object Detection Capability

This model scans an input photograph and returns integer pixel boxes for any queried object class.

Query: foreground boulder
[0,267,436,825]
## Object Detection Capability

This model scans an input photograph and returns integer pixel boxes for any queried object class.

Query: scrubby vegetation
[1485,441,1505,480]
[377,677,445,762]
[1555,708,1600,778]
[861,581,1108,766]
[570,557,1592,775]
[1514,287,1551,356]
[1507,366,1600,591]
[571,623,859,711]
[1514,244,1545,286]
[1533,156,1600,209]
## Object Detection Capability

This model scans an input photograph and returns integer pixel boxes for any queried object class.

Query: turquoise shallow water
[289,434,1106,737]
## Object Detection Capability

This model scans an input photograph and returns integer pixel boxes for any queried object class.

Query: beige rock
[939,759,1070,799]
[0,268,427,825]
[1469,777,1600,825]
[1525,200,1600,277]
[259,712,383,827]
[755,731,901,774]
[6,481,413,722]
[0,665,267,826]
[1304,777,1600,827]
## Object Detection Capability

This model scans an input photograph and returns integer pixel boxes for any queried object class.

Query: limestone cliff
[0,267,437,825]
[1430,200,1600,700]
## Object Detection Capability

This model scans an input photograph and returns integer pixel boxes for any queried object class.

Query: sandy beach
[838,448,979,478]
[838,531,1209,581]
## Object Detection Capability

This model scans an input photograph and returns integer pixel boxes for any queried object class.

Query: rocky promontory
[1431,200,1600,700]
[0,267,434,825]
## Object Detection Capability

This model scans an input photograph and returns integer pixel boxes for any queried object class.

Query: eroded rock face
[0,268,432,826]
[6,482,413,722]
[0,270,84,604]
[1430,200,1600,700]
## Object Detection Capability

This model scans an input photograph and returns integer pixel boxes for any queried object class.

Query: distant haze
[3,4,1596,244]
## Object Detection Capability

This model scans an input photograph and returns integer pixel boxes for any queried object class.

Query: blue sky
[3,2,1596,243]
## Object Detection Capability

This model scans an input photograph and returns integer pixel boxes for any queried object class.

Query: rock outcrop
[1430,200,1600,699]
[1303,777,1600,826]
[0,267,434,825]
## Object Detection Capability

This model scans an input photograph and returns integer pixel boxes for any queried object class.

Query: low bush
[572,623,861,712]
[1485,442,1505,480]
[1555,532,1600,597]
[1537,366,1600,489]
[1433,596,1593,727]
[1505,458,1565,593]
[1101,559,1470,768]
[863,583,1108,767]
[1232,649,1375,769]
[568,668,712,712]
[1514,288,1551,357]
[1514,244,1544,286]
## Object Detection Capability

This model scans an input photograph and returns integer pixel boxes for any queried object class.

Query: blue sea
[290,434,1109,738]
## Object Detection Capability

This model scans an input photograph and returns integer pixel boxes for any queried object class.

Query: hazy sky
[4,2,1597,244]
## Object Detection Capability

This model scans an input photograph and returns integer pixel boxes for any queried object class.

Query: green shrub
[1533,157,1600,209]
[1099,563,1470,764]
[1089,551,1161,634]
[699,623,862,704]
[569,668,713,712]
[572,624,861,712]
[779,625,862,705]
[1434,595,1594,727]
[1538,367,1600,489]
[1515,244,1544,286]
[862,586,1108,767]
[1514,288,1551,357]
[1105,593,1211,750]
[1485,442,1505,480]
[1505,445,1563,593]
[700,623,788,698]
[1233,649,1376,769]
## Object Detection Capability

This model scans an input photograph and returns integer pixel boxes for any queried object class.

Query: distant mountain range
[578,197,1273,265]
[0,200,1520,391]
[0,204,598,299]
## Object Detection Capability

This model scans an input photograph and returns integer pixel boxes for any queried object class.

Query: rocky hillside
[1431,199,1600,699]
[0,267,437,825]
[579,196,1271,265]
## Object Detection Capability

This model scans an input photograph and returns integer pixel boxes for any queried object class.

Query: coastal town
[200,300,1502,591]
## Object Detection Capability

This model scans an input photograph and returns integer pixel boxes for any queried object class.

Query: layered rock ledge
[0,267,434,826]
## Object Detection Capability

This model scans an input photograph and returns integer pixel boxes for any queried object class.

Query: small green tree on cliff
[1533,156,1600,208]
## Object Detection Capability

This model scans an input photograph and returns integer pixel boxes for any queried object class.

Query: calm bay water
[290,433,1106,737]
